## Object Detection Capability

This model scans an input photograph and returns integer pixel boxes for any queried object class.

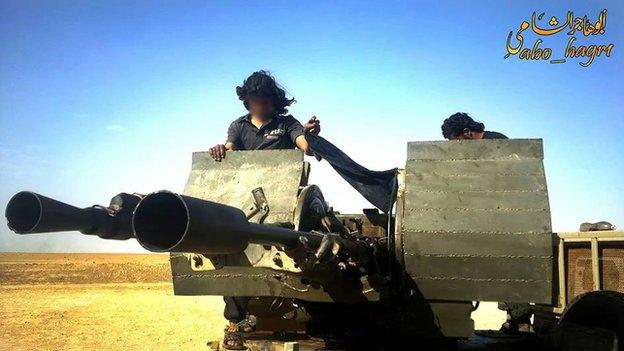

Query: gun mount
[8,141,620,349]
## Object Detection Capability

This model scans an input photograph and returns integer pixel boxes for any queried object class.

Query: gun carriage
[6,140,623,350]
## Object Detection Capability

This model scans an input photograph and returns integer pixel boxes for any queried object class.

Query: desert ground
[0,253,505,351]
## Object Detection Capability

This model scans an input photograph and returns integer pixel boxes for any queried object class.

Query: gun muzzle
[5,191,140,240]
[132,191,324,254]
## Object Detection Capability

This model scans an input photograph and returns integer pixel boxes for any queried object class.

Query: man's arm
[210,121,239,161]
[292,116,321,155]
[295,135,311,155]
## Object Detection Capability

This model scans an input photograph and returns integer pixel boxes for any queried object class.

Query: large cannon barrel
[5,191,140,240]
[132,191,325,254]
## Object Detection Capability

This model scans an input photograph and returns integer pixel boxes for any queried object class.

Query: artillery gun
[5,139,624,350]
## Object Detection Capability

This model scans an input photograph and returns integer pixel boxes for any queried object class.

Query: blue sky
[0,1,622,252]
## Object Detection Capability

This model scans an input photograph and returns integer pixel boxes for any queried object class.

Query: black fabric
[223,296,251,322]
[227,114,304,150]
[483,131,508,139]
[305,134,398,213]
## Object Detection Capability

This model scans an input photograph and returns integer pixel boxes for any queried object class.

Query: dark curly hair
[236,71,295,115]
[441,112,485,139]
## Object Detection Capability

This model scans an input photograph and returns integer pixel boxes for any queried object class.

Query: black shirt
[483,131,508,139]
[227,114,305,150]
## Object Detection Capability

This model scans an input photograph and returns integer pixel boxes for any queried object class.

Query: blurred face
[248,97,274,119]
[449,129,477,140]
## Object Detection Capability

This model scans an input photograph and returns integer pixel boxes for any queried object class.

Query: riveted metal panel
[407,139,543,161]
[183,149,304,224]
[171,150,307,297]
[402,139,553,303]
[169,253,381,302]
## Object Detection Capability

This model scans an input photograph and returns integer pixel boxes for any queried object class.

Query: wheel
[552,290,624,350]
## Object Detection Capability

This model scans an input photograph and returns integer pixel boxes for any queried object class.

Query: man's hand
[303,116,321,135]
[209,144,227,161]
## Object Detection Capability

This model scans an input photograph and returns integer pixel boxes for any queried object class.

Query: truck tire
[558,290,624,350]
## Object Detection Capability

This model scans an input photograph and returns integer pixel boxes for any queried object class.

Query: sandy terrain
[0,253,226,351]
[0,253,504,351]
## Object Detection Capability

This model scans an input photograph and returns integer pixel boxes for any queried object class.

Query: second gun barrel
[5,191,140,240]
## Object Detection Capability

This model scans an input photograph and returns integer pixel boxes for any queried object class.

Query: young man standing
[209,71,320,349]
[210,71,319,161]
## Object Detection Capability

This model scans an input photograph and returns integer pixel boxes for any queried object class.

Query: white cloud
[106,124,126,133]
